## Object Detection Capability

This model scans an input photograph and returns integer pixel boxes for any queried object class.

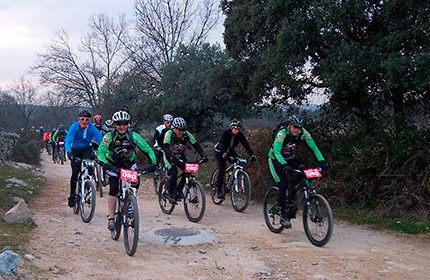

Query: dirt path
[27,153,430,279]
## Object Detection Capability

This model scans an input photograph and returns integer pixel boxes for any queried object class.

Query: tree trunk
[391,87,405,132]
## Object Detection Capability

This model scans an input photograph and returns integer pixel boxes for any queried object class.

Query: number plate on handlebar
[185,163,199,174]
[304,168,322,179]
[120,169,139,183]
[58,141,64,145]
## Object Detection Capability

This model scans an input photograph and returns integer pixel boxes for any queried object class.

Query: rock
[24,254,34,261]
[0,249,21,275]
[5,178,29,188]
[4,199,33,223]
[198,249,206,254]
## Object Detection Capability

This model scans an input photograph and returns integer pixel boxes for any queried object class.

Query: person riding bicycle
[214,119,256,199]
[51,124,68,162]
[49,128,57,161]
[97,110,157,231]
[92,114,109,150]
[162,117,208,202]
[153,113,174,164]
[268,114,328,228]
[65,109,103,208]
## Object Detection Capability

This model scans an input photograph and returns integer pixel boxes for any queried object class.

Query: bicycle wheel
[158,179,175,214]
[59,148,65,165]
[111,200,122,240]
[231,170,251,212]
[96,165,103,197]
[79,180,96,223]
[209,169,224,205]
[303,193,333,247]
[153,174,161,195]
[73,183,80,215]
[123,194,139,256]
[184,180,206,223]
[263,186,284,233]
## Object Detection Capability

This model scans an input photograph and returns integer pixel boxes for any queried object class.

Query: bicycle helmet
[105,119,113,127]
[58,124,65,130]
[163,114,174,122]
[288,114,305,128]
[112,110,131,123]
[93,114,103,124]
[229,119,241,129]
[78,109,92,118]
[172,117,187,130]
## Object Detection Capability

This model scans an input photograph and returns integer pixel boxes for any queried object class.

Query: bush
[11,131,42,165]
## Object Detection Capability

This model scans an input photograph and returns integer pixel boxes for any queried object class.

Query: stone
[0,250,21,275]
[4,199,33,223]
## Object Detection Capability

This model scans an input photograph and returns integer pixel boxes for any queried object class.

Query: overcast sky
[0,0,224,88]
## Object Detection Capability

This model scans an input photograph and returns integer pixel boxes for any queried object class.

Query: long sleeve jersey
[65,121,102,153]
[268,127,324,165]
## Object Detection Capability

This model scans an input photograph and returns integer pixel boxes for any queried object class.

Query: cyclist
[65,109,103,208]
[92,114,109,150]
[268,114,328,228]
[162,117,208,202]
[42,130,51,153]
[153,114,174,163]
[214,119,256,199]
[52,124,68,162]
[97,110,157,231]
[48,128,57,162]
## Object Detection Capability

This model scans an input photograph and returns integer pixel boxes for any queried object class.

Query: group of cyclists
[57,107,328,232]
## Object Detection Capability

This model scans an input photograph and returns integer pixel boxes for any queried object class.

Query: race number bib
[184,163,199,174]
[304,168,323,179]
[120,169,139,183]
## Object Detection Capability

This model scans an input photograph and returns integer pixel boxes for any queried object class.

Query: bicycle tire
[79,180,96,223]
[59,148,65,165]
[263,186,284,233]
[111,200,122,240]
[153,174,160,195]
[209,169,224,205]
[158,179,175,214]
[96,165,103,197]
[123,194,139,256]
[73,183,80,215]
[231,170,251,212]
[303,193,333,247]
[183,180,206,223]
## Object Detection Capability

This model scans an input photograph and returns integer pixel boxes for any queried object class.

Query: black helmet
[78,109,92,118]
[288,114,305,128]
[172,117,187,130]
[229,119,241,129]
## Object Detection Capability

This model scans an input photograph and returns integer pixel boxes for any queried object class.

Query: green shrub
[11,131,42,165]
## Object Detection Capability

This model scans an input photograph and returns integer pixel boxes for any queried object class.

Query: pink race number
[120,169,139,183]
[185,163,199,174]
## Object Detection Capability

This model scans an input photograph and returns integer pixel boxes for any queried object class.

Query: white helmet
[112,110,131,123]
[172,117,187,130]
[163,114,174,122]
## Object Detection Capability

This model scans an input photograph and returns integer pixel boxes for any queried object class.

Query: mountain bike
[158,158,207,223]
[108,165,152,256]
[94,160,106,197]
[53,141,65,164]
[263,167,333,247]
[72,157,97,223]
[210,156,252,212]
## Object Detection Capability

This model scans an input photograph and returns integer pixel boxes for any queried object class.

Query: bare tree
[32,14,130,111]
[7,76,40,129]
[130,0,220,82]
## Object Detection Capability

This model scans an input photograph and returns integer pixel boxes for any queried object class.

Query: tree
[33,14,130,111]
[129,0,221,83]
[7,76,40,129]
[156,43,250,136]
[222,0,430,128]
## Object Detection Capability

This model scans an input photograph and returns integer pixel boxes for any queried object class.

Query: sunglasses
[292,125,301,129]
[176,128,185,132]
[115,122,129,127]
[79,117,90,122]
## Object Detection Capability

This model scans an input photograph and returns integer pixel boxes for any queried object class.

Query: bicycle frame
[79,159,96,203]
[225,157,249,192]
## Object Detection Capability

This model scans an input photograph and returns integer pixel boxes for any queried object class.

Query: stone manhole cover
[143,227,217,246]
[154,228,200,237]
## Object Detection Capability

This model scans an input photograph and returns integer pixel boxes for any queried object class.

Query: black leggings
[167,155,186,195]
[272,158,302,214]
[108,161,140,196]
[70,147,94,196]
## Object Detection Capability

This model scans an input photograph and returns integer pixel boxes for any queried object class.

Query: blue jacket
[65,121,102,153]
